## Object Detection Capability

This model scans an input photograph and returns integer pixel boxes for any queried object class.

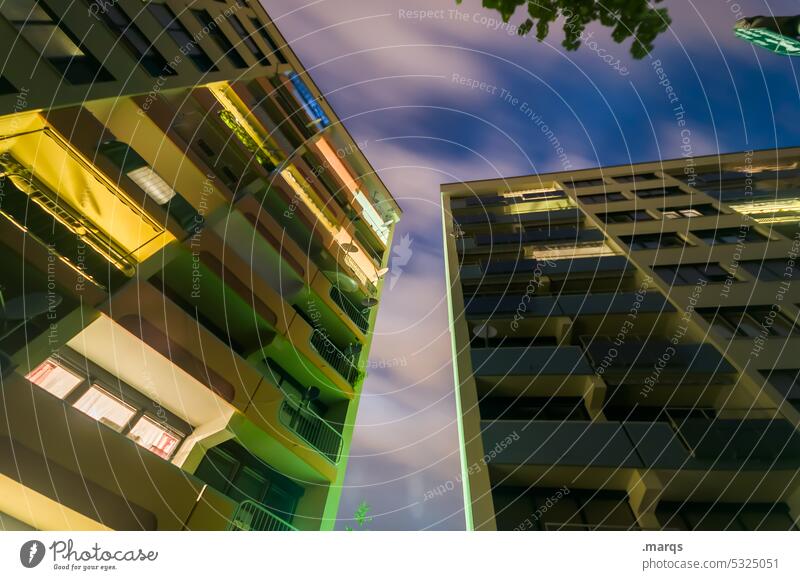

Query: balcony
[465,291,671,318]
[0,116,173,272]
[481,420,642,468]
[581,339,736,385]
[279,398,343,463]
[228,500,297,531]
[626,417,800,470]
[472,346,594,378]
[310,329,359,386]
[0,372,234,530]
[330,286,369,332]
[481,417,800,472]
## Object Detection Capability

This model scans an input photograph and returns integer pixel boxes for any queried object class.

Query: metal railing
[279,398,343,463]
[329,286,369,332]
[309,329,359,385]
[228,500,297,531]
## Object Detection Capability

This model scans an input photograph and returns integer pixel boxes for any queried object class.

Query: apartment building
[0,0,400,531]
[442,148,800,530]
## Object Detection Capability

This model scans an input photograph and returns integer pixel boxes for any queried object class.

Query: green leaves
[345,500,373,531]
[457,0,671,59]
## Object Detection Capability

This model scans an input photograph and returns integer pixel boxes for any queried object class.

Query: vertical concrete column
[627,470,663,529]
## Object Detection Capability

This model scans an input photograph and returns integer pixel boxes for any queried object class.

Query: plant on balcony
[218,110,276,171]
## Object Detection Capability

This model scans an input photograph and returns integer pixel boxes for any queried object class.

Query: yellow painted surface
[0,113,173,265]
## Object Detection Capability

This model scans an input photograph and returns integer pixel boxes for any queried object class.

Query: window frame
[25,349,191,460]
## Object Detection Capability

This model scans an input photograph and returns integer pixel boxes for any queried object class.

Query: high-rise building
[442,148,800,531]
[0,0,400,531]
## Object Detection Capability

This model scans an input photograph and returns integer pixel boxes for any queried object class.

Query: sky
[260,0,800,530]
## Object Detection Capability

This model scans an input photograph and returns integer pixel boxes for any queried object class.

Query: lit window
[127,416,181,459]
[26,359,83,398]
[126,166,177,205]
[73,385,136,432]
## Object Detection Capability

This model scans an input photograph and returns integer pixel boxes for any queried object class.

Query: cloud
[261,0,800,530]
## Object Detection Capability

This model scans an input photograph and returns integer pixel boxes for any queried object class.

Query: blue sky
[261,0,800,530]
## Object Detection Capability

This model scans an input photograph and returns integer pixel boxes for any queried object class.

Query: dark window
[227,14,268,65]
[579,192,627,204]
[620,232,686,250]
[635,186,686,199]
[660,204,719,219]
[699,306,800,338]
[694,226,768,245]
[479,396,589,421]
[147,3,217,72]
[760,369,800,412]
[741,258,792,281]
[191,9,246,68]
[656,501,796,531]
[97,5,175,76]
[2,0,114,84]
[250,17,287,63]
[654,262,732,285]
[567,178,606,188]
[597,210,653,224]
[494,487,638,531]
[604,406,716,422]
[613,173,659,183]
[0,76,18,94]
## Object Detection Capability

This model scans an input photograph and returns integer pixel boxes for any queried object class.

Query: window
[741,258,791,281]
[579,192,627,204]
[127,416,181,460]
[191,9,246,68]
[26,358,83,398]
[0,76,18,95]
[249,18,287,64]
[635,186,686,199]
[97,5,175,77]
[567,178,606,188]
[761,369,800,412]
[73,385,137,432]
[597,210,653,224]
[25,351,189,460]
[661,204,719,219]
[228,15,268,65]
[656,501,796,531]
[147,3,217,72]
[654,262,732,285]
[694,226,768,245]
[620,232,686,250]
[613,173,659,183]
[2,0,113,84]
[699,306,800,339]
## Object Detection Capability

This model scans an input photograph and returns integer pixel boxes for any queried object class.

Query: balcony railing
[228,500,297,531]
[329,287,369,332]
[309,329,359,385]
[340,248,377,293]
[279,398,343,463]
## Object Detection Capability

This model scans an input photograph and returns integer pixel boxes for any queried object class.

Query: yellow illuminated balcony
[0,113,174,275]
[729,197,800,224]
[314,136,392,246]
[207,82,283,169]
